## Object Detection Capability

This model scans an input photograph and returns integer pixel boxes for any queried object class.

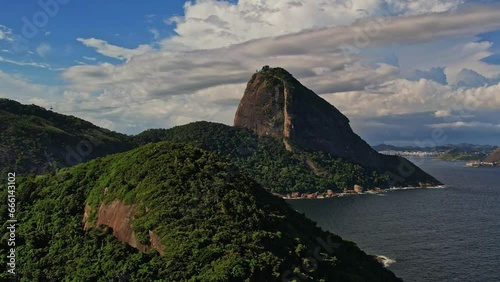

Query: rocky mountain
[234,67,383,169]
[232,67,440,187]
[1,95,439,194]
[0,142,402,281]
[484,148,500,163]
[0,69,443,280]
[0,99,133,175]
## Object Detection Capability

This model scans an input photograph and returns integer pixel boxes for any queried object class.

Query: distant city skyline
[1,0,500,145]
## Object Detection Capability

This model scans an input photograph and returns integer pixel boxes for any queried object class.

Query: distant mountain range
[373,143,498,161]
[373,143,498,154]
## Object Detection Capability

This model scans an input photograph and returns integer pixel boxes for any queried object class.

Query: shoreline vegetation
[274,182,444,200]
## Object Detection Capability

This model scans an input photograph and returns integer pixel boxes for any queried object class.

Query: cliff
[234,67,383,169]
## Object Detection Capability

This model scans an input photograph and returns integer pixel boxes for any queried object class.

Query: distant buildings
[465,161,499,167]
[379,150,440,157]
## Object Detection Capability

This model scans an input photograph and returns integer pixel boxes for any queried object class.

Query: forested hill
[0,142,402,281]
[0,98,133,175]
[437,148,485,161]
[1,98,439,193]
[135,121,441,193]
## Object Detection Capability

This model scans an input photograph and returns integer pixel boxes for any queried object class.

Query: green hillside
[0,142,401,281]
[135,121,440,193]
[1,99,439,193]
[0,98,133,175]
[437,148,485,161]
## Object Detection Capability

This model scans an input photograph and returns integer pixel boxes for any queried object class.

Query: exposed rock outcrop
[484,148,500,163]
[234,67,383,169]
[83,200,164,254]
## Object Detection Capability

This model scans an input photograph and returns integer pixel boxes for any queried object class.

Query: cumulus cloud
[325,79,500,118]
[76,38,154,61]
[52,4,500,136]
[163,0,465,50]
[64,7,500,94]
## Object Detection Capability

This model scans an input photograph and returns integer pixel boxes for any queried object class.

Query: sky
[1,0,500,146]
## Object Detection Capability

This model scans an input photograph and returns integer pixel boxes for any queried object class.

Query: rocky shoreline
[274,182,443,200]
[465,161,500,167]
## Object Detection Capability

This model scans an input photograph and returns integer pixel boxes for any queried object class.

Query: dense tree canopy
[134,122,439,193]
[1,143,401,281]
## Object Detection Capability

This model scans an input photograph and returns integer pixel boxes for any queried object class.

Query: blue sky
[0,0,190,84]
[1,0,500,146]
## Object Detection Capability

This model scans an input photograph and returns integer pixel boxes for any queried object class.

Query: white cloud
[0,25,13,41]
[434,110,453,118]
[0,71,59,103]
[76,38,154,61]
[163,0,465,50]
[83,56,97,61]
[427,122,500,131]
[61,6,500,100]
[28,97,51,108]
[36,43,52,58]
[323,79,500,118]
[0,56,52,69]
[145,14,156,24]
[52,5,500,135]
[149,28,160,40]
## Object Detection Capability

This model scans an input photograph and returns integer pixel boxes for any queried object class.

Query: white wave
[386,184,449,191]
[376,255,396,267]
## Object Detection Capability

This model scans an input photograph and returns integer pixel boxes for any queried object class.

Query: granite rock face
[234,67,383,169]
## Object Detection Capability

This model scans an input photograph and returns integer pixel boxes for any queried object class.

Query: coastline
[465,161,500,167]
[275,184,447,200]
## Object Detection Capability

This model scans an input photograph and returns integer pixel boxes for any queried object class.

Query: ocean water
[288,157,500,282]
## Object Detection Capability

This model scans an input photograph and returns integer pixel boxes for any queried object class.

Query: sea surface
[288,157,500,282]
